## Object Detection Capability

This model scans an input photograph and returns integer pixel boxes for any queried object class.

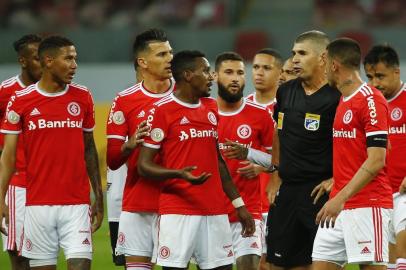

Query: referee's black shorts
[266,180,328,268]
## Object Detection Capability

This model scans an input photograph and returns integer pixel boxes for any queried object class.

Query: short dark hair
[38,35,74,59]
[327,38,361,70]
[171,50,205,82]
[295,30,330,53]
[363,44,399,68]
[13,34,42,54]
[215,52,243,71]
[255,48,283,67]
[132,28,168,68]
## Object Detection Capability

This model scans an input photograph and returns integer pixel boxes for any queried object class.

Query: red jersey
[218,99,274,222]
[0,76,28,187]
[1,83,95,206]
[143,94,227,215]
[330,83,392,209]
[106,81,174,213]
[246,93,276,213]
[387,82,406,193]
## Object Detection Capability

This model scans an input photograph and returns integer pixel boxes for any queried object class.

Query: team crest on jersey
[277,112,284,130]
[391,107,402,121]
[159,246,170,259]
[118,232,125,245]
[208,112,217,125]
[112,111,125,125]
[25,239,32,251]
[304,113,320,131]
[7,110,20,124]
[237,124,252,139]
[343,109,353,124]
[67,102,81,116]
[151,128,164,142]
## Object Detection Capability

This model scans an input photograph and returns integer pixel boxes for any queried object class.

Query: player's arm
[217,144,255,237]
[267,126,281,205]
[316,146,386,228]
[137,146,211,184]
[107,121,149,170]
[83,132,104,233]
[0,134,18,235]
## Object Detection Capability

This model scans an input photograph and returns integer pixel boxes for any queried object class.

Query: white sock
[396,258,406,270]
[126,262,152,269]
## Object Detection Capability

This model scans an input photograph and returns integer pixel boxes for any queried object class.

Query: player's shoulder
[14,84,36,98]
[1,75,21,89]
[245,98,268,111]
[69,82,92,93]
[358,84,385,102]
[245,93,254,101]
[153,93,175,108]
[117,82,142,98]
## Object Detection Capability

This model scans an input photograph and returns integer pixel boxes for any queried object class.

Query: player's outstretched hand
[237,161,264,179]
[236,206,255,237]
[311,178,333,204]
[223,139,248,160]
[0,201,9,235]
[124,120,150,151]
[91,200,104,233]
[315,196,344,229]
[179,166,211,185]
[399,176,406,194]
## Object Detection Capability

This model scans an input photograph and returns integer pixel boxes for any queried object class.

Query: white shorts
[262,213,268,254]
[231,219,263,258]
[1,185,26,252]
[116,211,157,257]
[106,165,127,222]
[156,214,234,269]
[312,207,390,265]
[389,192,406,244]
[21,204,92,260]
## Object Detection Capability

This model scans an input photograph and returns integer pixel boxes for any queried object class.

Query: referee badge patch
[304,113,320,131]
[277,112,284,130]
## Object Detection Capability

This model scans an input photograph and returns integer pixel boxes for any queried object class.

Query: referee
[266,31,341,270]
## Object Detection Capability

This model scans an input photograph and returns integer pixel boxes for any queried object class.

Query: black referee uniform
[266,78,341,267]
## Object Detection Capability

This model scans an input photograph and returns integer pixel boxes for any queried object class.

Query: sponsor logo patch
[7,110,20,124]
[277,112,284,130]
[151,128,164,142]
[304,113,320,131]
[112,111,125,125]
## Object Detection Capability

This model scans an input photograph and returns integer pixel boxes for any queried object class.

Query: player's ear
[18,56,27,68]
[183,70,193,82]
[43,54,54,68]
[320,51,327,66]
[213,72,218,82]
[137,57,148,69]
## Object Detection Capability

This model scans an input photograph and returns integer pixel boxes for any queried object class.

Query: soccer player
[312,38,393,270]
[278,57,296,85]
[267,30,341,270]
[106,28,174,270]
[106,164,127,267]
[364,45,406,270]
[245,48,282,270]
[0,34,42,270]
[0,35,103,270]
[215,51,274,270]
[137,50,255,270]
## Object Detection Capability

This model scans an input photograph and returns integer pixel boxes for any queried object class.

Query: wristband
[231,197,245,208]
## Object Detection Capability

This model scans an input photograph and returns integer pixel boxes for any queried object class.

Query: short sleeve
[360,92,388,138]
[106,95,128,140]
[1,95,23,134]
[260,108,275,150]
[83,90,95,132]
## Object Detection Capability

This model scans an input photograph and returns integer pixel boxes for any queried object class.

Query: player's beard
[218,82,244,103]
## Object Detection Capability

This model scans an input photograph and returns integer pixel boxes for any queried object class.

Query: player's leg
[393,193,406,270]
[194,215,234,270]
[230,219,262,270]
[259,213,270,270]
[155,215,197,269]
[22,206,59,270]
[312,209,346,270]
[58,205,93,270]
[345,208,390,270]
[108,221,126,267]
[115,212,157,269]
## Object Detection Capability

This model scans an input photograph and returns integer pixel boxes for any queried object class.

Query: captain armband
[366,134,387,148]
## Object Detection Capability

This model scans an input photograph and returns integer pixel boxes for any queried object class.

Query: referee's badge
[277,112,284,130]
[304,113,320,131]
